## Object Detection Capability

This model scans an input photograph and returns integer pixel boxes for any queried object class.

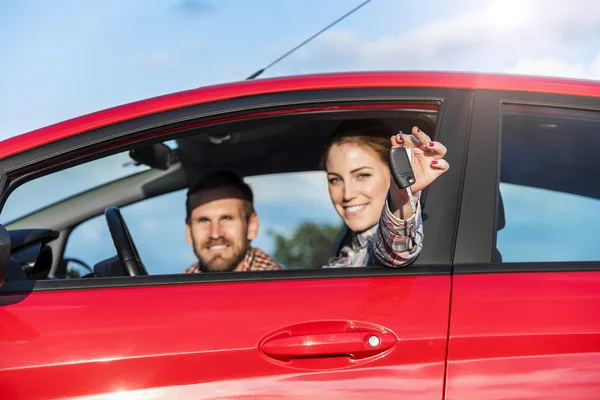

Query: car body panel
[448,87,600,399]
[1,275,451,399]
[2,71,600,160]
[0,81,474,398]
[446,271,600,399]
[1,71,600,399]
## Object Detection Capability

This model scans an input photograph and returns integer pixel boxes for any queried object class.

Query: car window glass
[0,152,149,224]
[63,171,343,274]
[496,105,600,262]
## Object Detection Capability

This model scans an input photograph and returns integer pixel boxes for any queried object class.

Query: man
[183,170,280,273]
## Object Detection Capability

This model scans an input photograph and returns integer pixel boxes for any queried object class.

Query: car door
[0,82,471,399]
[448,88,600,399]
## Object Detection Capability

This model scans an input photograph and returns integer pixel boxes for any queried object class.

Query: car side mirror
[129,143,176,170]
[0,224,11,288]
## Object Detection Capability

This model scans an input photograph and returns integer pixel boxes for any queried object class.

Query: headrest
[497,192,505,231]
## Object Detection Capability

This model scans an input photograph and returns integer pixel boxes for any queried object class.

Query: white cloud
[272,0,600,81]
[507,53,600,80]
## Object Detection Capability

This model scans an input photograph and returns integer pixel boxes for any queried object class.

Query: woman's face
[326,142,390,233]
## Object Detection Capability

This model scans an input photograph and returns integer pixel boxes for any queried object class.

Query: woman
[322,119,449,268]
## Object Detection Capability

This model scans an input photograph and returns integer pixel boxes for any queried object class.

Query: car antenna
[245,0,373,80]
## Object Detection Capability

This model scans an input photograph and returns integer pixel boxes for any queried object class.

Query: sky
[2,0,600,138]
[1,0,600,274]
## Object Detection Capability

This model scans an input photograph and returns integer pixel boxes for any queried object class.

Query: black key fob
[389,146,415,189]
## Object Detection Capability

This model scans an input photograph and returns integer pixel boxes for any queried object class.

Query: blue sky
[3,0,600,138]
[1,0,600,273]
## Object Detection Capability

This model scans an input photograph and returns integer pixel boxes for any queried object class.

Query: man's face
[186,186,258,272]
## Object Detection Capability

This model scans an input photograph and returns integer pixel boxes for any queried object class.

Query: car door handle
[261,329,396,361]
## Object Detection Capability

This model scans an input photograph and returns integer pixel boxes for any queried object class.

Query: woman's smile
[343,203,368,216]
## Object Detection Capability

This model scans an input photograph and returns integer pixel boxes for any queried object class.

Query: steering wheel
[104,206,148,276]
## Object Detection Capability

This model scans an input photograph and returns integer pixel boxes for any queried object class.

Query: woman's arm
[370,193,423,267]
[370,127,448,267]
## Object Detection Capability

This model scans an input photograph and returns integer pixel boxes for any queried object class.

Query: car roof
[2,71,600,160]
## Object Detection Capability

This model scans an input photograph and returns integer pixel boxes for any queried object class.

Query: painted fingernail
[416,127,421,132]
[429,142,434,147]
[431,160,438,165]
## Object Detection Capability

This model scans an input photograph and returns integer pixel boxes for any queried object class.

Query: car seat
[494,191,505,263]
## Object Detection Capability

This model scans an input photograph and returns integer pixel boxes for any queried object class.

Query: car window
[0,152,150,224]
[63,171,343,275]
[3,111,439,278]
[0,141,181,225]
[495,105,600,263]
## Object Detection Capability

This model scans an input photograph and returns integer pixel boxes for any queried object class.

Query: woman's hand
[388,126,449,219]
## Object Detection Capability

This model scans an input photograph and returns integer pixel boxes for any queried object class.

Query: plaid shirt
[325,196,423,268]
[184,247,281,273]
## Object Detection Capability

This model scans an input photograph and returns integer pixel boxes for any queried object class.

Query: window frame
[0,87,472,293]
[454,88,600,272]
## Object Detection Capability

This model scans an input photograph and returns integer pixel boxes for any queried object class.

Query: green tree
[66,267,81,278]
[269,221,343,269]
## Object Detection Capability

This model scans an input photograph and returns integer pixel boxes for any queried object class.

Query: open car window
[0,104,440,280]
[63,171,341,276]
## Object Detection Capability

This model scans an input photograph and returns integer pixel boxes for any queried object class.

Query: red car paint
[1,71,599,159]
[0,276,451,399]
[1,71,599,399]
[446,271,600,399]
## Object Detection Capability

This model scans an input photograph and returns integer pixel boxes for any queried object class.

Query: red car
[0,71,599,399]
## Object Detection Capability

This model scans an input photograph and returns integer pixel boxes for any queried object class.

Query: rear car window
[495,105,600,262]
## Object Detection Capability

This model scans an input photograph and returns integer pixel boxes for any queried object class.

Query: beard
[194,238,249,272]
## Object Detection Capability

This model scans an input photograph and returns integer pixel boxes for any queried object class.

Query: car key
[388,135,417,213]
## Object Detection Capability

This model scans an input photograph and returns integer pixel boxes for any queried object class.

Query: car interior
[1,109,439,281]
[6,103,595,280]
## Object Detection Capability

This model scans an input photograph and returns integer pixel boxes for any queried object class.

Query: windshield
[0,151,150,224]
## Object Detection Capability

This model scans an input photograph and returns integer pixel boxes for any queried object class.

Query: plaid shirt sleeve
[183,263,199,274]
[370,194,423,267]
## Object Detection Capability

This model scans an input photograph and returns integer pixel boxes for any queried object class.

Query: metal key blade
[405,186,417,214]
